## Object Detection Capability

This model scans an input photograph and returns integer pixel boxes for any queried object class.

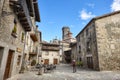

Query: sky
[36,0,120,42]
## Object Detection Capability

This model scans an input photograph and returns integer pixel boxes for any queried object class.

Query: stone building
[61,27,76,63]
[62,27,76,43]
[0,0,40,80]
[21,25,41,71]
[70,42,77,61]
[76,11,120,71]
[41,41,60,65]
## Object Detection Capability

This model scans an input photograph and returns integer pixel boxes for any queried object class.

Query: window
[79,46,81,53]
[81,33,84,38]
[87,57,93,68]
[11,18,17,38]
[77,36,80,42]
[0,47,4,67]
[79,58,81,61]
[21,32,25,42]
[17,55,21,66]
[86,28,89,36]
[87,42,90,52]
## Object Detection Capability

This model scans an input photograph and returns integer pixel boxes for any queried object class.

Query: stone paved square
[7,64,120,80]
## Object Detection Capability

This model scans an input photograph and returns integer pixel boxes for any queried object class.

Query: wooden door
[3,50,13,80]
[44,59,49,65]
[87,57,93,69]
[53,59,58,64]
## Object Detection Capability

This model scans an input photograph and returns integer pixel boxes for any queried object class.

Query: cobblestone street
[7,64,120,80]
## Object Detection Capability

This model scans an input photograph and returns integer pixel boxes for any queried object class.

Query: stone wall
[86,22,99,70]
[0,0,25,47]
[71,43,77,60]
[0,0,4,16]
[95,13,120,70]
[76,22,99,70]
[0,0,25,79]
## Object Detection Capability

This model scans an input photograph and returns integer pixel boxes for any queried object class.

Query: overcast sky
[37,0,120,42]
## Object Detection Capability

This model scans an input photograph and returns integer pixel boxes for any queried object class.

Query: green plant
[12,24,17,33]
[76,61,83,67]
[31,60,36,66]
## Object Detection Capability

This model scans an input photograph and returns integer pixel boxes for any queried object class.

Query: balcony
[29,48,37,55]
[9,0,32,31]
[42,46,60,51]
[30,32,38,42]
[41,43,60,51]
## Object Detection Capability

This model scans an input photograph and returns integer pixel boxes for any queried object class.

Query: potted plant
[31,60,36,66]
[11,24,17,38]
[77,61,83,67]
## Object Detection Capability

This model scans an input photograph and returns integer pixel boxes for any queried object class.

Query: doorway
[3,50,14,80]
[53,58,58,64]
[44,59,49,65]
[87,57,93,69]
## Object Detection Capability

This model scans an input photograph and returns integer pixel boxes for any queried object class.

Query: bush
[31,60,36,66]
[76,61,83,67]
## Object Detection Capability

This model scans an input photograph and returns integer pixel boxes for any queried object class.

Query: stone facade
[0,0,25,80]
[95,11,120,70]
[62,26,76,43]
[76,11,120,71]
[0,0,41,80]
[22,27,42,71]
[41,42,60,65]
[62,27,70,40]
[70,42,77,61]
[61,26,76,63]
[0,0,5,17]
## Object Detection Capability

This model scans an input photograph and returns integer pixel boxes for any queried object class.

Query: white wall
[42,51,60,64]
